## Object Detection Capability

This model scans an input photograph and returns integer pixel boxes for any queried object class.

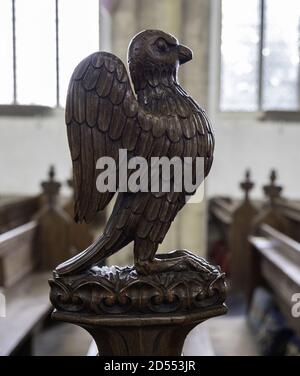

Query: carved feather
[57,30,216,278]
[66,48,214,240]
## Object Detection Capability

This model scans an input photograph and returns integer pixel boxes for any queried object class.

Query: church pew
[0,203,54,353]
[249,223,300,336]
[0,272,51,356]
[228,171,258,294]
[209,196,235,227]
[207,196,236,273]
[0,166,95,288]
[34,166,77,270]
[0,221,37,287]
[276,199,300,242]
[0,168,77,355]
[0,167,93,355]
[210,197,300,244]
[208,171,259,276]
[0,195,40,235]
[208,170,300,289]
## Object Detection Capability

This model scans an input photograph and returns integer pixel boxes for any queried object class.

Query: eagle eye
[156,38,169,53]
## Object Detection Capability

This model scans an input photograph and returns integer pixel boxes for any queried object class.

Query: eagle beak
[178,44,193,65]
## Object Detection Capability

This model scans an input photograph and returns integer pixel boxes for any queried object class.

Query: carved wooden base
[49,256,227,356]
[52,306,227,356]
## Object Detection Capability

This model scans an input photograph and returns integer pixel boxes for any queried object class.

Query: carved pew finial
[229,170,257,295]
[49,165,55,181]
[263,169,282,205]
[41,165,61,207]
[240,169,254,201]
[36,166,73,270]
[252,169,289,237]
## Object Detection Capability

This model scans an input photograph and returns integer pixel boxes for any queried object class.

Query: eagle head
[128,29,193,91]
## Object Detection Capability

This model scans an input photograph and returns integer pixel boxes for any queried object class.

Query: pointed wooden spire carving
[263,169,282,205]
[41,166,61,207]
[36,165,73,270]
[240,169,254,201]
[229,169,257,295]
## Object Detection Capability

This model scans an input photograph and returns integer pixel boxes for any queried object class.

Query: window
[0,0,100,108]
[220,0,300,112]
[0,0,14,104]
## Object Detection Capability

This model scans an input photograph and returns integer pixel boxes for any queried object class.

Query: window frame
[0,0,105,114]
[212,0,300,121]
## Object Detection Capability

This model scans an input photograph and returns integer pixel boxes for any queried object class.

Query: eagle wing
[66,51,213,225]
[66,52,141,223]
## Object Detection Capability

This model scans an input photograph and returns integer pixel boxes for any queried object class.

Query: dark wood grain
[56,30,214,276]
[50,30,226,357]
[35,167,73,270]
[50,261,227,356]
[0,195,40,235]
[252,169,291,236]
[229,170,258,294]
[0,221,37,287]
[249,224,300,335]
[53,305,227,356]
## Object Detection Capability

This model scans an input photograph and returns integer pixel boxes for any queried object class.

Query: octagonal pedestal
[50,262,227,356]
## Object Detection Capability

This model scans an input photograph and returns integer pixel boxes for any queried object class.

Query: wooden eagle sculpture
[56,30,214,276]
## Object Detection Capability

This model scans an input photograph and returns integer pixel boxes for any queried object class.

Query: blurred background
[0,0,299,356]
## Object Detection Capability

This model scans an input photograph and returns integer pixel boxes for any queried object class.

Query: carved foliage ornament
[50,262,226,315]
